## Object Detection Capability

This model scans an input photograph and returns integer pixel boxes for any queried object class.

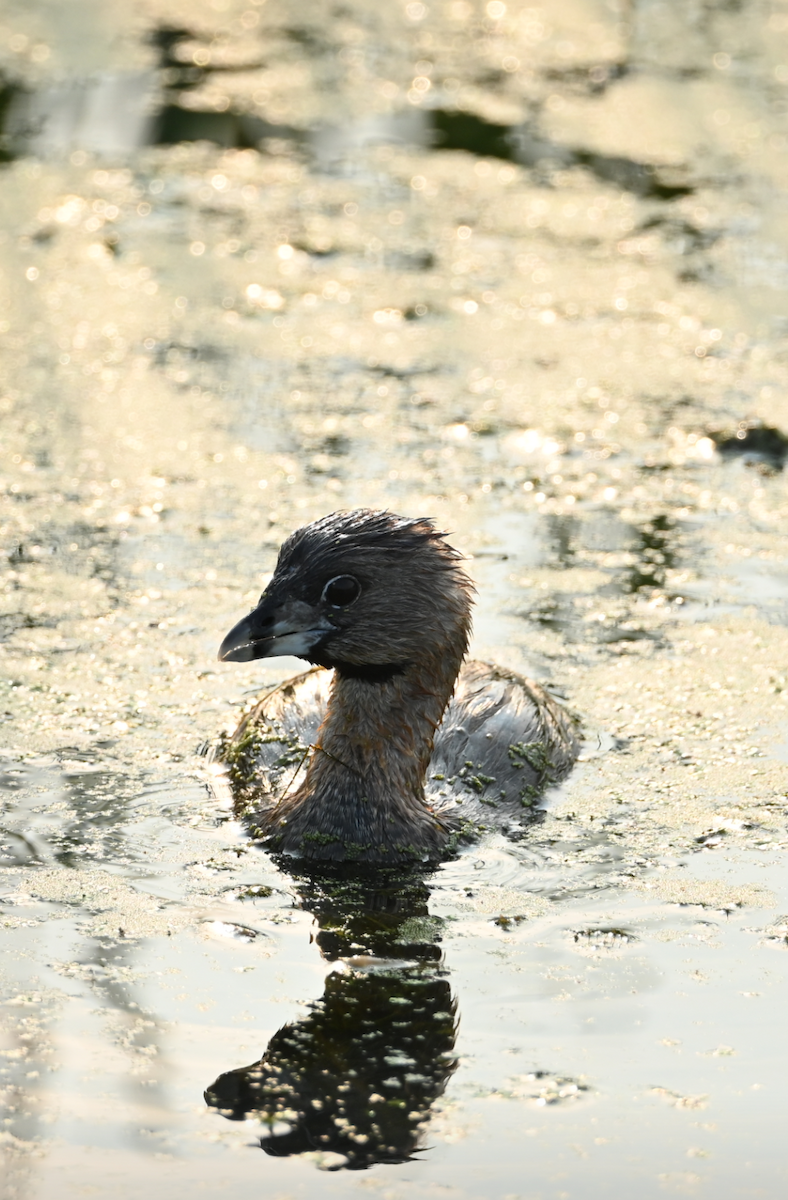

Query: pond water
[2,1,788,1196]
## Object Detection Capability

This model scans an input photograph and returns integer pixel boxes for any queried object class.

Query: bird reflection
[204,865,458,1168]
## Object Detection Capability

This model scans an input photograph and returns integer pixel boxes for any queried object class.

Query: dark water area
[2,0,788,1196]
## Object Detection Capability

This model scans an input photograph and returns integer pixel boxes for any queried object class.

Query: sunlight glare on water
[2,1,788,1196]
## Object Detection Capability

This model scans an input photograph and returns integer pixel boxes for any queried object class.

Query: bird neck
[318,650,461,797]
[268,644,466,862]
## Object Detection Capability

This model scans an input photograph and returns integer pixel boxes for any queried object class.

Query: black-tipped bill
[217,598,333,664]
[218,613,263,663]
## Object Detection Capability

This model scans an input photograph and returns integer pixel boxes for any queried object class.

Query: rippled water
[4,761,788,1197]
[2,1,788,1196]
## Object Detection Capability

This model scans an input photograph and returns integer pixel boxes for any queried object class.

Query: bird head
[218,509,474,675]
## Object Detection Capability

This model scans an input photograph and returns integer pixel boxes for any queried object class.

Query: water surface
[2,1,788,1196]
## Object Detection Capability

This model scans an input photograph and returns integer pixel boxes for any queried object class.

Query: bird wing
[427,661,579,823]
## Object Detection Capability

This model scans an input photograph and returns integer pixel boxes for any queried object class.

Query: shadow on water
[623,514,677,595]
[711,421,788,472]
[0,24,694,199]
[542,513,578,568]
[524,510,682,647]
[0,760,152,869]
[430,109,694,198]
[205,864,459,1169]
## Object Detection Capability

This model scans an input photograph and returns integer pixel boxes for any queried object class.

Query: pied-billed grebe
[218,509,578,863]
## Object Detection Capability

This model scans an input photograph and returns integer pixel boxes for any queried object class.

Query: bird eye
[322,574,361,608]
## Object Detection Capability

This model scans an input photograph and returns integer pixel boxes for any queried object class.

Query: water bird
[217,509,577,863]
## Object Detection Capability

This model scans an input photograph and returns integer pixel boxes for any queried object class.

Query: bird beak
[217,595,333,663]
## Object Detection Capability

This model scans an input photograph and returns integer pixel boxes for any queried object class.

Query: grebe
[217,509,577,863]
